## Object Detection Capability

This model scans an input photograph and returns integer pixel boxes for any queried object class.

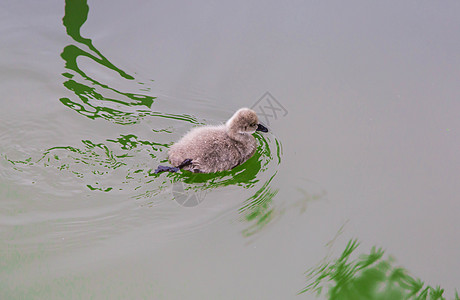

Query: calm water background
[1,1,459,299]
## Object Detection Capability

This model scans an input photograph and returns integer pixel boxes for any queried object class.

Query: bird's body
[168,124,257,173]
[155,108,268,174]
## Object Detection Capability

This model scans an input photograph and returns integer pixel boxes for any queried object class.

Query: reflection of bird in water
[172,181,207,207]
[155,108,268,174]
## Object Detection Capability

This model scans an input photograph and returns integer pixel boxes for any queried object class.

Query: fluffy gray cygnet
[155,108,268,174]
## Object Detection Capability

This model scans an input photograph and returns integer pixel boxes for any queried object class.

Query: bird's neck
[227,128,251,143]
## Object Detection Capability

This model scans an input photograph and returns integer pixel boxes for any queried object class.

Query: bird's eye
[251,123,256,127]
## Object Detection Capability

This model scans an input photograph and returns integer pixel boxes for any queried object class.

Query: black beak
[256,123,268,132]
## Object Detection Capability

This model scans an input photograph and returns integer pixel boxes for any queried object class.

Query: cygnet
[155,108,268,173]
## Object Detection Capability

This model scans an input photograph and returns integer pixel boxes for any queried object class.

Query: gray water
[1,1,459,299]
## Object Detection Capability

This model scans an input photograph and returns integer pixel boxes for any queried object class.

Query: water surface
[1,1,459,299]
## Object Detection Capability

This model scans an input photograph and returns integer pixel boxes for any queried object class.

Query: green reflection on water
[60,0,199,125]
[106,134,169,152]
[232,132,284,236]
[5,132,168,192]
[239,172,278,237]
[300,239,459,300]
[63,0,133,80]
